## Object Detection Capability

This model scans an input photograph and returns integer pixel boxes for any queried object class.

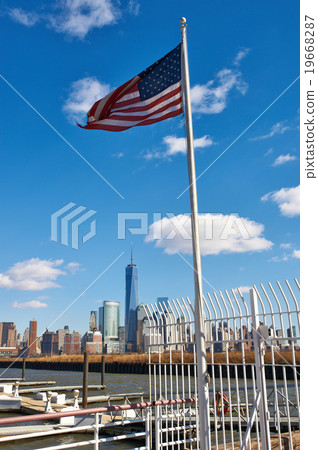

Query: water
[0,367,149,449]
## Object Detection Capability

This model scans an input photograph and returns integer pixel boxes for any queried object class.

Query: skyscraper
[23,327,29,346]
[1,322,15,347]
[28,320,37,356]
[125,248,139,351]
[98,301,120,349]
[89,311,97,331]
[98,306,104,333]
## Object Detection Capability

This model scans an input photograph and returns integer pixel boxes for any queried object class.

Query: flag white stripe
[94,92,112,120]
[93,76,139,120]
[112,80,182,112]
[109,91,182,117]
[95,103,182,127]
[115,88,139,103]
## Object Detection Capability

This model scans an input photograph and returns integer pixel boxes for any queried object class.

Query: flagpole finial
[180,17,187,26]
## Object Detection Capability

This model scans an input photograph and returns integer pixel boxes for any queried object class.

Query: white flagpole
[180,17,211,448]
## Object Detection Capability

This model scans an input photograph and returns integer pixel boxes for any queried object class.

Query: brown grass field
[2,350,299,365]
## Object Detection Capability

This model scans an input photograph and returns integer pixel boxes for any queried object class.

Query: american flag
[80,44,183,132]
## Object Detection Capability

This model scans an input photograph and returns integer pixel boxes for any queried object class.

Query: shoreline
[0,352,300,381]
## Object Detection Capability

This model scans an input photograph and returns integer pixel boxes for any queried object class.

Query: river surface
[0,367,148,449]
[0,367,299,449]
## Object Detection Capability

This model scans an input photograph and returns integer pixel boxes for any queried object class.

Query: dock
[19,384,104,394]
[65,391,145,405]
[0,387,146,415]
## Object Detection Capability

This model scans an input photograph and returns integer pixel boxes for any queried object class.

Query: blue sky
[0,0,299,336]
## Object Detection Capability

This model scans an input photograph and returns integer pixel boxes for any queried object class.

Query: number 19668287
[305,15,315,74]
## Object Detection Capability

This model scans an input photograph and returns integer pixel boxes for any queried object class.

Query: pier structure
[0,277,300,449]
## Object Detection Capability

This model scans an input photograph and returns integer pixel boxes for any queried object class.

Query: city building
[64,331,81,354]
[99,301,120,343]
[41,330,59,355]
[16,333,22,348]
[56,326,69,353]
[136,304,147,352]
[125,250,139,352]
[28,320,37,356]
[6,324,17,348]
[0,347,18,357]
[0,322,16,347]
[287,326,297,345]
[118,326,125,343]
[82,331,103,354]
[23,327,29,346]
[276,329,288,348]
[105,341,125,354]
[98,305,103,333]
[89,311,97,331]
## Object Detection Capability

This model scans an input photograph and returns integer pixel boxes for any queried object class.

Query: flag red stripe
[89,77,139,121]
[98,77,139,120]
[80,44,183,132]
[111,86,182,114]
[83,107,183,132]
[108,97,182,122]
[111,85,140,108]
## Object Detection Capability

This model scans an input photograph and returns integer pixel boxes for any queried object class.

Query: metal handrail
[0,397,196,426]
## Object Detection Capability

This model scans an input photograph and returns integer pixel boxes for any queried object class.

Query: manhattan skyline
[0,1,299,336]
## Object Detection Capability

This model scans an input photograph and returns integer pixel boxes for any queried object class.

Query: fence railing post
[94,412,99,450]
[155,404,160,450]
[250,288,271,450]
[145,406,151,449]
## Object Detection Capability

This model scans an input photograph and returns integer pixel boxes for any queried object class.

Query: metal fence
[142,279,300,449]
[0,398,195,449]
[0,279,299,449]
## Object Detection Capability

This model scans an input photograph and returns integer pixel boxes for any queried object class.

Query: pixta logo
[51,203,97,250]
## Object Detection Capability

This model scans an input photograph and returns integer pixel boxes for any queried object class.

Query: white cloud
[264,148,273,157]
[163,135,213,157]
[191,68,248,114]
[280,243,292,249]
[145,213,273,255]
[261,185,300,217]
[273,153,297,167]
[8,1,122,38]
[0,258,66,291]
[144,135,213,160]
[49,0,119,38]
[112,152,124,158]
[268,255,289,262]
[12,300,48,309]
[251,122,290,141]
[65,262,83,274]
[233,48,250,66]
[127,0,140,16]
[292,249,300,259]
[9,8,39,26]
[268,248,300,262]
[63,77,111,123]
[272,153,297,166]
